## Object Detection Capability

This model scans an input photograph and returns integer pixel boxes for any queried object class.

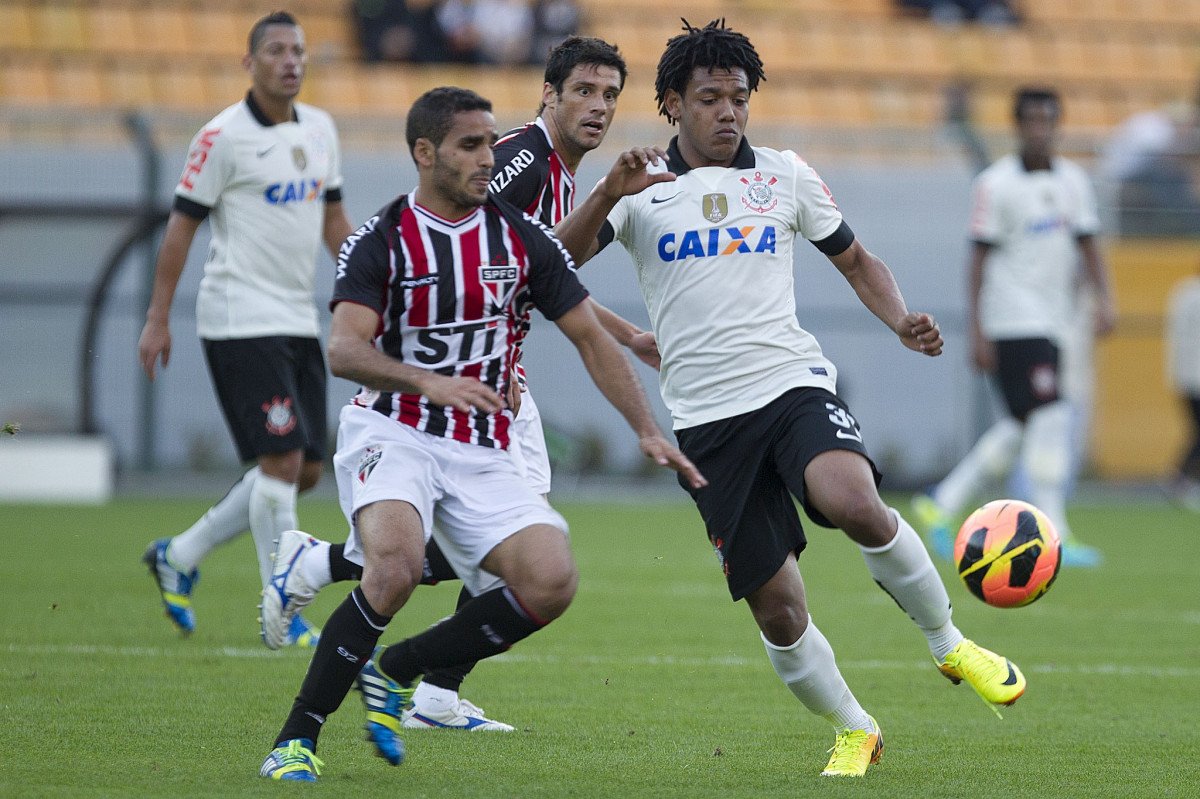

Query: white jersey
[1167,275,1200,394]
[969,154,1100,343]
[175,94,344,340]
[606,139,846,429]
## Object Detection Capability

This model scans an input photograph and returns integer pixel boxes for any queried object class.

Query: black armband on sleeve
[811,220,854,257]
[173,196,211,220]
[324,187,343,203]
[596,220,615,253]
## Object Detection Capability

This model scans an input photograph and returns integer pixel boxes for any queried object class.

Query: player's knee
[829,491,892,545]
[362,554,425,615]
[297,461,323,493]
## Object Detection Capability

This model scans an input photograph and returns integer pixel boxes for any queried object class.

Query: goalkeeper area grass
[1,495,1196,797]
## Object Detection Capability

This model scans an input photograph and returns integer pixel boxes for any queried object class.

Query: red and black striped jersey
[331,191,588,449]
[488,117,576,387]
[489,117,575,225]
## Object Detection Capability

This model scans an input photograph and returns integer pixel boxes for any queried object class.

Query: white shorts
[508,388,553,495]
[334,404,568,597]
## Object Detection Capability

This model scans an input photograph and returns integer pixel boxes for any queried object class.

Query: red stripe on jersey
[397,205,431,429]
[448,221,486,443]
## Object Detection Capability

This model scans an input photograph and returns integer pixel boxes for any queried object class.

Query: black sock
[328,543,363,583]
[379,586,542,685]
[422,585,478,692]
[275,587,391,748]
[420,538,460,585]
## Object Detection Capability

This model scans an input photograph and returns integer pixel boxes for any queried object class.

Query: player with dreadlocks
[555,19,1027,777]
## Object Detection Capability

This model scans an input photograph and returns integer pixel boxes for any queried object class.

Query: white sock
[165,468,258,572]
[300,540,333,591]
[860,510,963,661]
[762,620,871,732]
[932,417,1022,515]
[411,681,459,712]
[248,473,298,589]
[1021,401,1075,541]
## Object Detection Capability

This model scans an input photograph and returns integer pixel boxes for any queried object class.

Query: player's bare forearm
[555,184,617,265]
[591,300,659,367]
[555,302,705,487]
[138,211,202,379]
[323,200,354,260]
[329,303,503,413]
[556,146,675,264]
[831,240,943,356]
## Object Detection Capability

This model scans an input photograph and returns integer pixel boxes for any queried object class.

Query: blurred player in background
[137,11,354,645]
[260,34,658,730]
[913,87,1116,567]
[1166,266,1200,510]
[554,19,1026,778]
[258,86,703,781]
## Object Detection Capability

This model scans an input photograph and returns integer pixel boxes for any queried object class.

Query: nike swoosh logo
[257,145,276,158]
[650,192,682,204]
[1002,662,1018,685]
[835,429,861,441]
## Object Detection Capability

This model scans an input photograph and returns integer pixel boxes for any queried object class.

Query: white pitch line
[4,643,1200,678]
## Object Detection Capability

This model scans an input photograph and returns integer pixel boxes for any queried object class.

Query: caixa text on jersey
[657,225,776,262]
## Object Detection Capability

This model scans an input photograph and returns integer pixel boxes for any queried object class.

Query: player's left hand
[639,435,707,489]
[898,311,943,356]
[506,368,524,417]
[629,331,661,370]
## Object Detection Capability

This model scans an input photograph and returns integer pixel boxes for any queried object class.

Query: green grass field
[1,494,1197,798]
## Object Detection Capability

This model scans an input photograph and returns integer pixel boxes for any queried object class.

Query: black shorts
[202,336,328,463]
[993,337,1060,422]
[674,387,881,601]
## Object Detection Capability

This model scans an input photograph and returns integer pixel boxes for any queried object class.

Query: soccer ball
[954,499,1062,608]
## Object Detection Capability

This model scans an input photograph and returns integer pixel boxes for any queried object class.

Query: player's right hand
[424,374,506,415]
[138,320,171,381]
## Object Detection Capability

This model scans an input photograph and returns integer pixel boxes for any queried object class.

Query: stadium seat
[86,6,141,57]
[0,58,55,105]
[32,4,88,53]
[0,3,36,52]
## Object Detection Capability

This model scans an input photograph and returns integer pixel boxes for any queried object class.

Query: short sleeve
[176,125,234,208]
[968,171,1002,244]
[607,195,631,246]
[524,222,589,321]
[1070,164,1101,237]
[790,153,843,242]
[323,114,345,196]
[331,214,390,314]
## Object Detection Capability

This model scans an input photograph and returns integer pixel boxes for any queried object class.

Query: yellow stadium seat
[0,3,36,51]
[33,3,88,52]
[86,6,141,57]
[134,7,192,58]
[50,59,110,108]
[0,58,55,105]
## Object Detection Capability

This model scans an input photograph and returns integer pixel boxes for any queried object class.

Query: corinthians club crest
[292,146,307,170]
[740,171,778,213]
[701,193,728,223]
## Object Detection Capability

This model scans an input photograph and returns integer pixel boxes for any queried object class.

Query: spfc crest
[740,171,778,213]
[479,259,520,314]
[701,193,728,223]
[292,146,307,170]
[357,445,382,485]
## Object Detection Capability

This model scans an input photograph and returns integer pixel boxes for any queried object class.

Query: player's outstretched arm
[590,299,661,370]
[138,210,203,381]
[328,301,504,414]
[555,146,675,265]
[553,300,705,488]
[828,238,943,357]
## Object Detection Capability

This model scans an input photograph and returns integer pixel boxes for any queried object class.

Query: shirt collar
[245,91,298,127]
[665,135,755,175]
